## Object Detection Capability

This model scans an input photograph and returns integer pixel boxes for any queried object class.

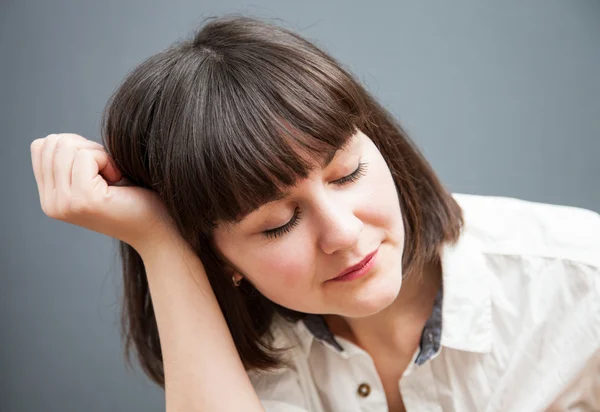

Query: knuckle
[40,201,49,216]
[75,148,89,159]
[56,197,73,218]
[41,201,57,218]
[30,138,43,152]
[55,136,70,150]
[42,134,58,150]
[61,133,82,140]
[70,197,92,215]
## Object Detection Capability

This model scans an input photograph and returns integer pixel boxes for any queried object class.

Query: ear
[222,262,244,283]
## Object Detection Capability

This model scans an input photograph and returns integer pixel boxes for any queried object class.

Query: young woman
[30,15,600,412]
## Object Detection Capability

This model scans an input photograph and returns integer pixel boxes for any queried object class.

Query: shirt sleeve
[548,264,600,411]
[547,349,600,411]
[247,367,310,412]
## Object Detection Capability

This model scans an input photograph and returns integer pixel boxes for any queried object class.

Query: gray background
[1,1,599,411]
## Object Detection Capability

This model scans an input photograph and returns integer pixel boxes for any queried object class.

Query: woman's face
[213,129,405,317]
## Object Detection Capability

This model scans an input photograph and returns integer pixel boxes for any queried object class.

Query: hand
[30,133,175,253]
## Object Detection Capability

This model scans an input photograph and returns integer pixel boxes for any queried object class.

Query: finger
[98,153,122,183]
[53,141,78,200]
[57,133,105,150]
[41,134,61,195]
[54,137,109,196]
[71,149,109,198]
[59,134,122,183]
[30,138,45,192]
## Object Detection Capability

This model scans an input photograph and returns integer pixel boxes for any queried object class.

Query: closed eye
[261,161,368,240]
[332,161,368,185]
[262,207,302,240]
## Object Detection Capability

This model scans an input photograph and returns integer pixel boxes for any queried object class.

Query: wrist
[134,226,190,263]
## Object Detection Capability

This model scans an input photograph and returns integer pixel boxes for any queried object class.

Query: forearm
[139,234,264,412]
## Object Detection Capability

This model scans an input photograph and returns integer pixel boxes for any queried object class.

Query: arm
[28,133,289,411]
[139,233,265,412]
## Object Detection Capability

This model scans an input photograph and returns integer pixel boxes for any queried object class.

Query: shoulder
[448,194,600,409]
[451,192,600,269]
[449,193,600,356]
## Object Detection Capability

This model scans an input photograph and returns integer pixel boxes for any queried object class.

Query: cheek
[246,237,315,292]
[256,253,307,289]
[360,157,404,240]
[214,226,317,307]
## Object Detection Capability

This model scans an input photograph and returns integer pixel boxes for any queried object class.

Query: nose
[316,197,363,255]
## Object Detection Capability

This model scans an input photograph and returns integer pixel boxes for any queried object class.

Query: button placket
[400,361,442,412]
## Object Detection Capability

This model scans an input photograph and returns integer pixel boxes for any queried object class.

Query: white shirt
[247,193,600,412]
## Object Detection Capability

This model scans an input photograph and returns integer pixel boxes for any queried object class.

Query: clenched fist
[30,133,175,255]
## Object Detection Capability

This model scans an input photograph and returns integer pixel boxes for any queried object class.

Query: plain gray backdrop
[1,1,599,411]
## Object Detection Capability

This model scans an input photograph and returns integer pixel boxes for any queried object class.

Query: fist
[30,133,174,254]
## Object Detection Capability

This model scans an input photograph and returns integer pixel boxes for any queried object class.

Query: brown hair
[101,15,463,388]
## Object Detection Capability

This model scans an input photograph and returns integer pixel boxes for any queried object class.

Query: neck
[324,258,442,359]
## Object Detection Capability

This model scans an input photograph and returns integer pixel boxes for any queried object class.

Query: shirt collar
[295,227,493,357]
[298,288,444,363]
[439,229,493,353]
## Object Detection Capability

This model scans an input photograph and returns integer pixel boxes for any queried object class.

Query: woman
[30,15,600,412]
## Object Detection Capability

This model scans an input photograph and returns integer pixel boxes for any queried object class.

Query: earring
[232,275,242,287]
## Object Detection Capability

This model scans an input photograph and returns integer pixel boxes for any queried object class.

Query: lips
[332,249,378,280]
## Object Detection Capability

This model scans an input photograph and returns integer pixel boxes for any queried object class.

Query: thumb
[97,151,123,183]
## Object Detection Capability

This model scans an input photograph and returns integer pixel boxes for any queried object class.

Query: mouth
[328,248,379,282]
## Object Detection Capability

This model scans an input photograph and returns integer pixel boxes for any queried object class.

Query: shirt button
[357,383,371,398]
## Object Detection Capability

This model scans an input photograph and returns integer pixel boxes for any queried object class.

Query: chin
[337,270,403,318]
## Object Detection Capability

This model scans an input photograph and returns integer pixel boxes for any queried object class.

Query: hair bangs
[178,42,365,228]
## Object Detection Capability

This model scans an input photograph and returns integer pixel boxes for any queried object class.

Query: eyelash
[262,162,368,240]
[332,161,368,185]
